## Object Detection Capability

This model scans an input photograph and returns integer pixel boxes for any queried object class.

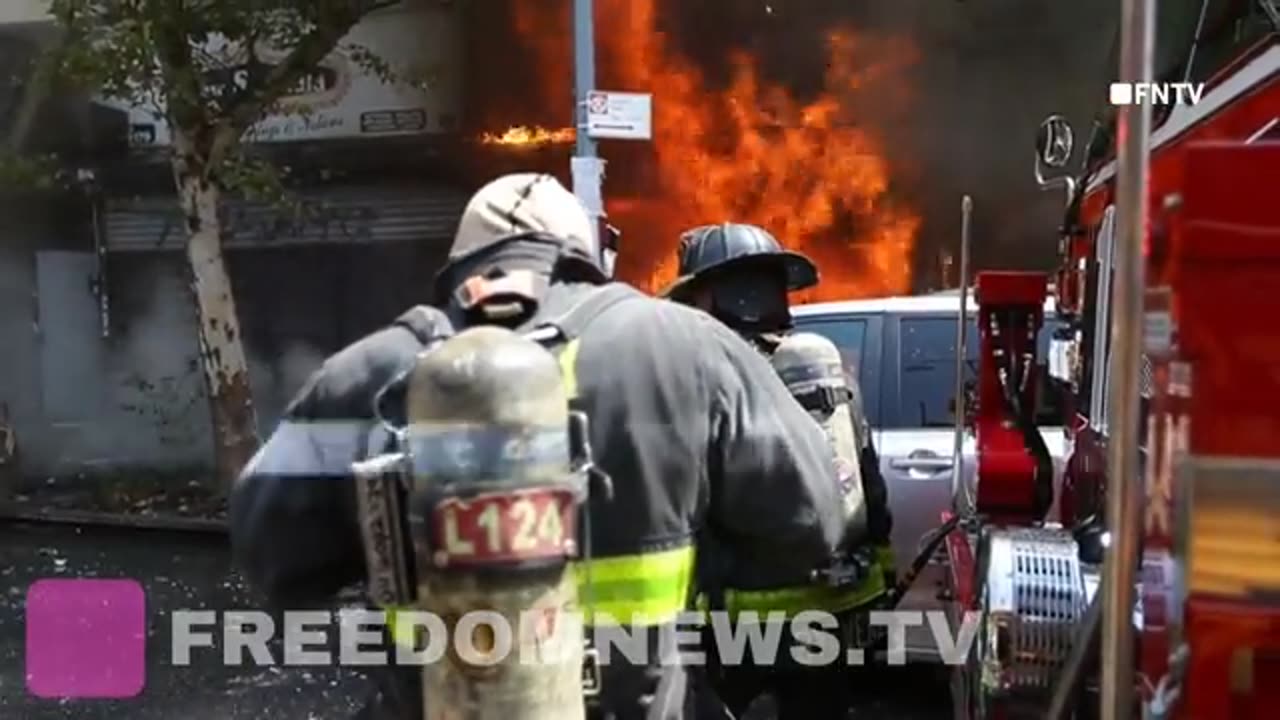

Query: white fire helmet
[771,331,869,543]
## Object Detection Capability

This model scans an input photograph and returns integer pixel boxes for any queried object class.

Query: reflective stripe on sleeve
[558,339,582,399]
[386,606,417,650]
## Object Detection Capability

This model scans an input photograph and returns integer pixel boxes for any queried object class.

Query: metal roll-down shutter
[103,185,469,252]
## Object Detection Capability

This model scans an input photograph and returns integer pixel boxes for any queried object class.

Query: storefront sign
[96,2,462,145]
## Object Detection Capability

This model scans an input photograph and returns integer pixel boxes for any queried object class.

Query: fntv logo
[1109,82,1205,106]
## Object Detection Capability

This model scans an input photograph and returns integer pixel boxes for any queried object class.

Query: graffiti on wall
[118,199,381,249]
[117,358,206,451]
[226,200,379,246]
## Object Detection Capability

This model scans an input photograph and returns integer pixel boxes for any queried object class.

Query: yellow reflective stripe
[386,606,418,649]
[558,338,581,400]
[874,544,896,571]
[573,545,695,626]
[381,545,695,644]
[724,579,883,617]
[697,560,890,619]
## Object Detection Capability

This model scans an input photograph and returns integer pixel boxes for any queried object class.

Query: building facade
[1,0,475,489]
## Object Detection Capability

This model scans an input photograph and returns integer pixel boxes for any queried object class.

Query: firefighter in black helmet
[662,223,815,355]
[662,222,896,719]
[230,178,846,720]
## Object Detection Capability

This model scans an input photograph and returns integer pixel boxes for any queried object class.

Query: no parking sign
[584,91,652,140]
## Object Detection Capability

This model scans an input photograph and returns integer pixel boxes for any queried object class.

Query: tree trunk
[177,161,260,493]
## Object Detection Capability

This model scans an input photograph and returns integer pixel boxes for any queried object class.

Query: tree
[42,0,398,491]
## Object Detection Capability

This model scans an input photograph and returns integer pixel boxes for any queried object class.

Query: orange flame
[480,125,577,148]
[508,1,919,301]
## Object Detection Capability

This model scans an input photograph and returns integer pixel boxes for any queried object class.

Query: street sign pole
[572,0,606,256]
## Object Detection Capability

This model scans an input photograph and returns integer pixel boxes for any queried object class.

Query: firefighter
[230,175,846,720]
[661,222,896,719]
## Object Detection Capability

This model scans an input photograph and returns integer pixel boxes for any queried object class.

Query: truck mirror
[1036,115,1075,169]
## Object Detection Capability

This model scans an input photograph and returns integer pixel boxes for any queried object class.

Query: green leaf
[40,0,394,175]
[214,146,291,207]
[0,152,67,191]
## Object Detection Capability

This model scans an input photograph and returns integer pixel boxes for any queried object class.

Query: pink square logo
[25,578,147,699]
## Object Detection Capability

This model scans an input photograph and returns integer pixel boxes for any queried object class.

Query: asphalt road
[0,521,370,720]
[1,520,952,719]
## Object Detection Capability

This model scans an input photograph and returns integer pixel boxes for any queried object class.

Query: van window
[788,316,878,425]
[1035,323,1068,426]
[898,317,974,428]
[892,315,1066,430]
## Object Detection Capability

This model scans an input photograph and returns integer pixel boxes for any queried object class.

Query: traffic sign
[585,91,652,141]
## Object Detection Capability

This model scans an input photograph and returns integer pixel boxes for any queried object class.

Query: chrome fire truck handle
[889,457,953,471]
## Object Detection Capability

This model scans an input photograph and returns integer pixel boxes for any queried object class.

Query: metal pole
[571,0,605,250]
[1100,0,1154,715]
[1046,583,1105,720]
[951,195,973,516]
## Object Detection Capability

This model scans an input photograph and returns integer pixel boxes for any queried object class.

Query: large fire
[494,1,919,301]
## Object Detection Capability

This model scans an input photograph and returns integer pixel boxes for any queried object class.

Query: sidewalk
[1,474,228,531]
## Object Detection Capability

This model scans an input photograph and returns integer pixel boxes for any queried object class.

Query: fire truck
[938,1,1279,718]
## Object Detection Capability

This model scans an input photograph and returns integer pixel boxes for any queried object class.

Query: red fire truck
[939,1,1279,718]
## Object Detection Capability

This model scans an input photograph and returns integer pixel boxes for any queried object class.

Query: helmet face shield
[704,262,791,334]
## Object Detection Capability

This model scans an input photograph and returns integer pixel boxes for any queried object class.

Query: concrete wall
[0,1,51,26]
[0,198,65,481]
[0,196,448,484]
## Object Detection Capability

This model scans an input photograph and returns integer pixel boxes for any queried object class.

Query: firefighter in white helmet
[662,222,896,719]
[231,176,846,719]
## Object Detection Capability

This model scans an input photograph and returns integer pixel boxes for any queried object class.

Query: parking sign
[584,91,652,141]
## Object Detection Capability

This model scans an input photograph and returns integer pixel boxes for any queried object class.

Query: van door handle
[889,457,954,471]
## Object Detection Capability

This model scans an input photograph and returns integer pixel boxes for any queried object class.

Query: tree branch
[149,2,209,142]
[4,37,65,152]
[212,1,395,164]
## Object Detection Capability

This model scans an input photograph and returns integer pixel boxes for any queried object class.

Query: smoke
[107,254,328,467]
[809,0,1119,286]
[667,0,1120,285]
[246,341,327,428]
[465,0,1120,290]
[108,254,211,464]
